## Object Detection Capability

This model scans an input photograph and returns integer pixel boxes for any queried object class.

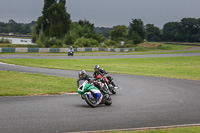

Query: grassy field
[107,126,200,133]
[75,50,200,56]
[0,71,77,96]
[135,44,190,51]
[0,51,200,57]
[1,56,200,80]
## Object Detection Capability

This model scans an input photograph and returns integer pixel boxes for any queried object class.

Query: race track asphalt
[0,53,200,133]
[0,52,200,59]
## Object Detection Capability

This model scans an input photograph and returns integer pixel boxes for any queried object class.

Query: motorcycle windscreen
[78,80,87,87]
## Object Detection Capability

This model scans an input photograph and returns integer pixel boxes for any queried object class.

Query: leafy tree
[162,18,200,42]
[145,24,162,41]
[131,31,143,44]
[128,19,145,44]
[110,25,127,42]
[35,0,70,38]
[77,19,100,40]
[180,18,198,42]
[63,22,80,45]
[41,0,56,36]
[78,19,94,29]
[48,3,71,38]
[0,19,33,34]
[34,16,43,38]
[32,0,71,47]
[31,26,38,43]
[63,20,102,45]
[194,18,200,42]
[162,22,180,41]
[59,0,66,5]
[94,27,112,38]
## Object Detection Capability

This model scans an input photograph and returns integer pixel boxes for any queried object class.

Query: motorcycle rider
[68,46,74,56]
[77,70,103,92]
[93,65,108,78]
[77,70,92,87]
[93,65,116,88]
[70,46,74,52]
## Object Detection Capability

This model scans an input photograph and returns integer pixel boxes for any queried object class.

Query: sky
[0,0,200,28]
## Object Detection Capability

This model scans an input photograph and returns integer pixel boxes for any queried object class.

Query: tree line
[163,18,200,42]
[110,17,200,44]
[32,0,200,47]
[0,20,35,34]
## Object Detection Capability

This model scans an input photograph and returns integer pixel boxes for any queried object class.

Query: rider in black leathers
[93,65,116,87]
[77,70,92,87]
[77,70,103,91]
[93,65,108,78]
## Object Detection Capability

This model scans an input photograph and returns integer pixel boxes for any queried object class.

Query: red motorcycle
[96,74,117,94]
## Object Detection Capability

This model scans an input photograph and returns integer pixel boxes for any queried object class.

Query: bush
[74,37,98,47]
[0,37,11,43]
[36,33,63,48]
[73,44,84,48]
[63,32,79,45]
[45,38,63,48]
[31,34,37,43]
[31,26,39,43]
[36,33,46,47]
[125,40,134,45]
[103,40,117,46]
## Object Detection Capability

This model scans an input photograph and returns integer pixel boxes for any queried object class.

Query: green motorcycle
[77,80,112,108]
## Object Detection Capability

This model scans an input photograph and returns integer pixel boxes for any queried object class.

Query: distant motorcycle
[68,49,74,56]
[77,80,112,108]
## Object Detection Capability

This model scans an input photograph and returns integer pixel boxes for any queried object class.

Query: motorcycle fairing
[78,80,102,104]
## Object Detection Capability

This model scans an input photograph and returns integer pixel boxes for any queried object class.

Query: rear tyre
[84,93,97,108]
[105,94,112,106]
[111,88,116,94]
[109,85,116,94]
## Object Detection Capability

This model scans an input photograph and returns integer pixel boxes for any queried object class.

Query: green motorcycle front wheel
[84,93,97,108]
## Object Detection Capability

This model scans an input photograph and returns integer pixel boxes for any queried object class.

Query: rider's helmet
[70,46,73,50]
[94,65,100,71]
[79,70,86,80]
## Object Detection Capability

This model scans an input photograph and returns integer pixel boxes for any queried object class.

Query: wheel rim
[87,94,96,104]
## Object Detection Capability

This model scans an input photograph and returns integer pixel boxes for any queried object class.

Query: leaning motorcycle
[77,80,112,108]
[96,74,117,94]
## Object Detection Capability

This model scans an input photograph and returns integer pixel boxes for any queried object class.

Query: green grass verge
[135,44,190,51]
[76,50,200,56]
[0,71,77,96]
[107,126,200,133]
[1,56,200,80]
[0,50,200,56]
